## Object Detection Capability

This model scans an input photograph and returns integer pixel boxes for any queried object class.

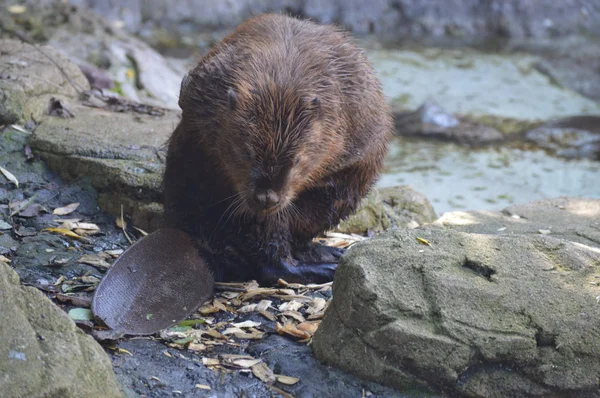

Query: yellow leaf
[416,237,432,246]
[0,166,19,187]
[44,227,86,241]
[118,348,133,356]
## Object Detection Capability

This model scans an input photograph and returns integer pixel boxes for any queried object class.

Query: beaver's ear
[178,73,191,109]
[228,88,238,111]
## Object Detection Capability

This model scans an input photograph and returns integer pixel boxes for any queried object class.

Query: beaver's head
[217,81,335,217]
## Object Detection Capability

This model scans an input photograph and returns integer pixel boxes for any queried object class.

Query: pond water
[379,137,600,216]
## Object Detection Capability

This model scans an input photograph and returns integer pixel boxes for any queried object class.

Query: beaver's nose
[254,189,280,209]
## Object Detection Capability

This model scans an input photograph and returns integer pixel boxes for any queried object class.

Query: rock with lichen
[0,263,122,398]
[313,197,600,397]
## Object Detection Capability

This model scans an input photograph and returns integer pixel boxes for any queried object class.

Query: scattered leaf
[54,293,92,307]
[17,203,46,218]
[232,320,261,328]
[195,384,211,390]
[268,385,295,398]
[7,4,26,14]
[114,348,133,356]
[10,124,30,134]
[416,237,432,246]
[279,300,303,312]
[9,195,38,217]
[202,357,220,366]
[259,310,277,321]
[297,321,319,336]
[78,254,111,269]
[279,311,305,323]
[53,202,80,215]
[173,336,194,345]
[44,227,88,241]
[188,343,207,352]
[146,314,153,320]
[275,375,300,385]
[133,226,148,236]
[256,300,272,312]
[306,298,327,315]
[251,362,276,384]
[276,322,311,340]
[0,166,19,187]
[105,249,124,257]
[0,220,12,230]
[177,319,206,327]
[68,308,93,321]
[204,328,227,340]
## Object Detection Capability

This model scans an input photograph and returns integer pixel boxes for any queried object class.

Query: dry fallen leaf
[279,300,304,312]
[53,203,80,215]
[78,254,111,269]
[8,5,27,14]
[204,328,227,340]
[229,358,262,368]
[10,124,30,134]
[251,362,276,384]
[195,384,211,390]
[0,166,18,187]
[275,375,300,385]
[105,249,124,257]
[232,320,261,328]
[187,342,207,352]
[259,310,276,321]
[279,311,305,323]
[297,321,320,336]
[202,357,220,366]
[276,322,311,340]
[306,297,327,315]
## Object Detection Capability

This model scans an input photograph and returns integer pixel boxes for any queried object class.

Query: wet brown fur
[164,14,392,282]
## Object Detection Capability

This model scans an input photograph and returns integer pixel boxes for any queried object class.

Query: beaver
[163,14,392,285]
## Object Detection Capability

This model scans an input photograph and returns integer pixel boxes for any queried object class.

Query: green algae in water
[379,137,600,215]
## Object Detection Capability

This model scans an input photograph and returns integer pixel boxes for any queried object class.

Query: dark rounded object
[92,228,214,335]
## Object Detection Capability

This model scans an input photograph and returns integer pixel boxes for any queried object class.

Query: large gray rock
[313,198,600,397]
[0,263,122,398]
[0,39,89,124]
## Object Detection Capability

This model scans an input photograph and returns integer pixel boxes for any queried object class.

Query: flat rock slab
[30,104,180,229]
[0,263,122,398]
[313,201,600,397]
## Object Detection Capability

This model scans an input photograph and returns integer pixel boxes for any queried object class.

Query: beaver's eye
[244,148,253,161]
